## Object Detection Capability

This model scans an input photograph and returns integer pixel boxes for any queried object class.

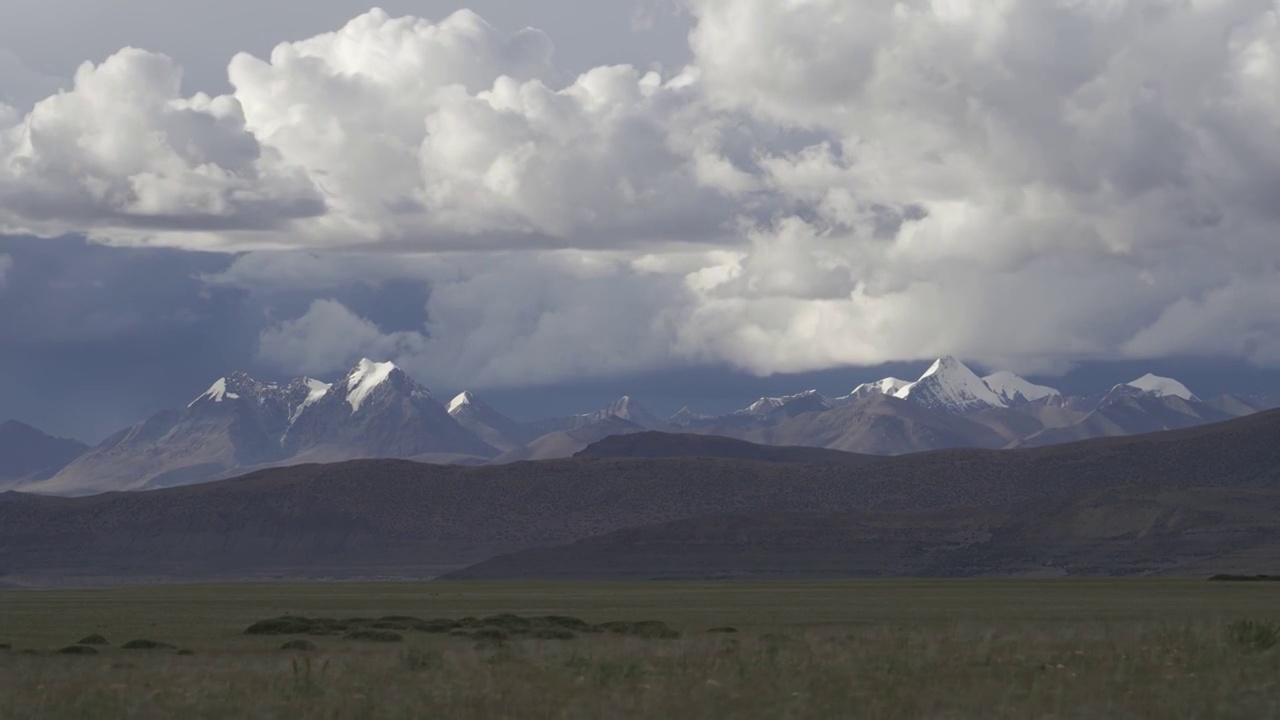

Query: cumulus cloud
[11,2,1280,384]
[0,49,324,239]
[256,298,429,376]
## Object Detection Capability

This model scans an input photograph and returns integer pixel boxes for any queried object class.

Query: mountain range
[1,356,1273,496]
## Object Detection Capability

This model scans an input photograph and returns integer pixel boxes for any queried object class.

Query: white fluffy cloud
[256,298,428,376]
[12,2,1280,383]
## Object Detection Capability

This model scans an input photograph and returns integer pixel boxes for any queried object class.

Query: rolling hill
[1,409,1278,584]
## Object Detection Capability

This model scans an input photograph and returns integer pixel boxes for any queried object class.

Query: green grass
[0,580,1278,718]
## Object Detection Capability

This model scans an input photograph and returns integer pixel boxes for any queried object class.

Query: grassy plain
[1,580,1278,718]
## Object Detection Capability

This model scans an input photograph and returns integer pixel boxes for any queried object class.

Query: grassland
[1,580,1278,718]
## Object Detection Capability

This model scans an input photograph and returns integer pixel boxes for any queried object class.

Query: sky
[3,0,1280,442]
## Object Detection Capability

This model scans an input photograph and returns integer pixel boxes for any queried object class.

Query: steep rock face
[0,421,88,486]
[285,360,496,460]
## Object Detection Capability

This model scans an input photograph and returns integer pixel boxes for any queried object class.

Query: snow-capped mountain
[669,407,713,428]
[447,391,539,451]
[982,372,1061,405]
[893,357,1009,413]
[12,351,1277,497]
[1125,374,1198,402]
[847,378,912,401]
[736,390,831,419]
[30,359,494,495]
[285,359,494,459]
[545,396,668,432]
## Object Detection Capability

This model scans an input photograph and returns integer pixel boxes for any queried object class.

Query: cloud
[0,49,324,238]
[256,298,428,376]
[9,2,1280,385]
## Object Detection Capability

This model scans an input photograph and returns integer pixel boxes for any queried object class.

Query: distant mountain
[669,407,714,428]
[492,416,645,463]
[1017,385,1233,448]
[447,391,539,452]
[746,393,1006,455]
[0,421,87,487]
[5,409,1280,583]
[538,396,668,433]
[25,359,493,495]
[733,390,831,421]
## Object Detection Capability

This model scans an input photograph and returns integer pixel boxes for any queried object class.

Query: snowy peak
[982,371,1061,405]
[344,359,404,413]
[738,390,830,418]
[189,378,240,407]
[288,378,332,423]
[894,356,1008,412]
[669,406,712,427]
[854,378,911,397]
[448,391,477,415]
[604,396,664,428]
[1125,374,1198,402]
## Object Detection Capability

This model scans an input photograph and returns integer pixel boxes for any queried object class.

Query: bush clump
[530,628,577,640]
[122,639,177,650]
[344,629,404,643]
[58,645,98,655]
[0,643,11,650]
[707,627,739,634]
[1227,620,1280,653]
[77,634,109,646]
[596,620,681,639]
[281,639,318,652]
[177,649,195,656]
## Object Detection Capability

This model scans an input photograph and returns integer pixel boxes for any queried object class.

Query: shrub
[177,649,195,656]
[533,616,592,631]
[77,634,109,645]
[471,628,510,642]
[707,627,739,634]
[122,639,177,650]
[597,620,680,639]
[0,643,10,650]
[1226,620,1280,653]
[530,628,577,640]
[281,639,318,651]
[58,645,98,655]
[372,616,431,631]
[344,629,403,643]
[482,614,533,632]
[421,619,459,634]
